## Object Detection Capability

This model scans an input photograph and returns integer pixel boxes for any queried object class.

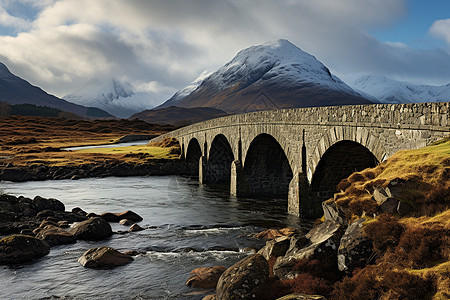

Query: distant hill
[351,75,450,104]
[130,106,228,126]
[0,62,113,118]
[157,39,372,114]
[64,78,160,118]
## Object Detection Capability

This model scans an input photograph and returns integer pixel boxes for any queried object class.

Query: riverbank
[0,115,182,182]
[188,138,449,299]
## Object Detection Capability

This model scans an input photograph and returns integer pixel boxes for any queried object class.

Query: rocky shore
[0,193,144,268]
[182,139,449,299]
[0,159,187,182]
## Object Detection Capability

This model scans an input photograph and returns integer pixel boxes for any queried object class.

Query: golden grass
[0,115,177,167]
[333,139,450,220]
[75,145,179,159]
[409,261,450,300]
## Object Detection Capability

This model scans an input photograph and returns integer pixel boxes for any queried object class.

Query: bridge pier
[288,172,310,217]
[230,160,246,196]
[198,156,207,184]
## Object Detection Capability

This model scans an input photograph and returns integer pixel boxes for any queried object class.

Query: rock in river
[186,266,227,289]
[100,210,143,223]
[78,246,134,269]
[0,234,50,264]
[69,217,113,240]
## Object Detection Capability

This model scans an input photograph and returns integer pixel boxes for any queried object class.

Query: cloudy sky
[0,0,449,106]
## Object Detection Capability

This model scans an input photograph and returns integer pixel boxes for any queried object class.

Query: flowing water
[1,176,311,299]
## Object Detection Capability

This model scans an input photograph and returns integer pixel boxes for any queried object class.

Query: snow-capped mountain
[0,62,111,118]
[158,39,371,113]
[162,71,213,108]
[64,79,159,118]
[351,75,450,104]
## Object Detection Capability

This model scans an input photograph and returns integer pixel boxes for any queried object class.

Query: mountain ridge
[157,39,372,113]
[351,75,450,104]
[0,62,112,118]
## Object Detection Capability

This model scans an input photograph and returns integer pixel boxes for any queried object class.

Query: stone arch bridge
[150,102,449,217]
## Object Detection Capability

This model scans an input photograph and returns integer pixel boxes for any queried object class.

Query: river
[1,176,311,299]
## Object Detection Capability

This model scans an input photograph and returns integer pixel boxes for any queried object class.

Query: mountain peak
[158,39,371,113]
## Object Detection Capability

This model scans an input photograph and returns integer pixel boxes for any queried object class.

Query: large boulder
[32,196,65,212]
[100,210,143,223]
[78,246,133,269]
[322,200,347,225]
[216,254,269,300]
[258,236,291,261]
[254,228,298,239]
[35,225,77,247]
[0,234,50,264]
[186,266,227,289]
[274,220,344,279]
[373,179,414,216]
[69,217,113,240]
[337,218,373,273]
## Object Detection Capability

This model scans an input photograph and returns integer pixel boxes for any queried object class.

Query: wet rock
[100,210,143,223]
[337,218,373,273]
[86,212,99,218]
[254,227,298,239]
[78,246,133,269]
[274,220,344,279]
[32,196,65,212]
[122,250,145,256]
[72,207,87,216]
[69,217,113,241]
[35,225,77,247]
[0,234,50,264]
[258,235,291,260]
[276,294,327,300]
[129,224,145,232]
[216,254,269,300]
[186,266,227,288]
[36,210,55,220]
[119,219,133,226]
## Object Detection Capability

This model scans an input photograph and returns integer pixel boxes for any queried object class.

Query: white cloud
[430,18,450,45]
[0,0,449,105]
[0,6,30,31]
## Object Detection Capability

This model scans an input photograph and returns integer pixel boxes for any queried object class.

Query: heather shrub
[384,224,447,269]
[258,277,291,300]
[330,264,434,300]
[283,273,332,296]
[363,213,404,256]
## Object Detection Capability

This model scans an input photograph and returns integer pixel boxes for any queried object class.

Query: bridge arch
[243,133,293,198]
[205,134,235,185]
[185,138,202,178]
[310,140,379,207]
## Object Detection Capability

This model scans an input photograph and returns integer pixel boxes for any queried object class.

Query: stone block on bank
[337,218,373,272]
[216,254,269,300]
